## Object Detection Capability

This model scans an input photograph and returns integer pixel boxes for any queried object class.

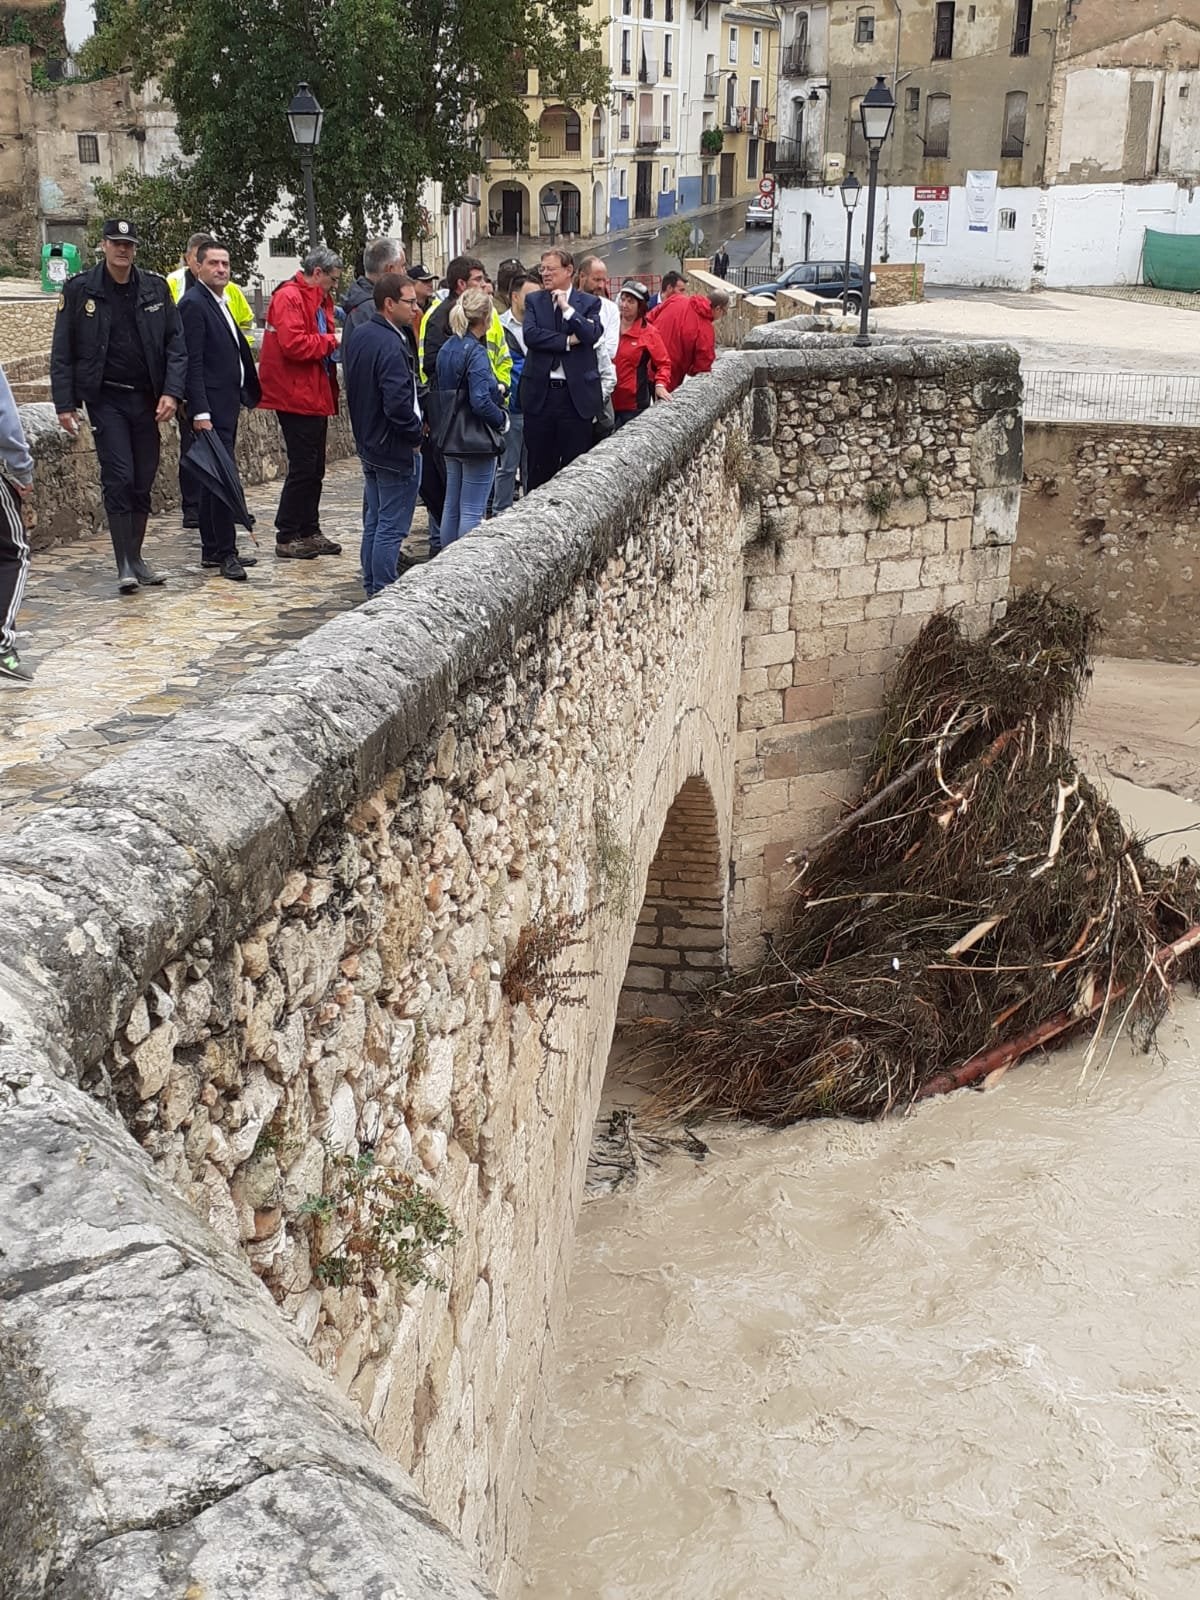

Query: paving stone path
[0,457,429,830]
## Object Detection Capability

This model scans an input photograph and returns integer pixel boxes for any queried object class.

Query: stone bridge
[0,331,1020,1598]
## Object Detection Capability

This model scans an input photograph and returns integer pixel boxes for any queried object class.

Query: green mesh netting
[1142,229,1200,292]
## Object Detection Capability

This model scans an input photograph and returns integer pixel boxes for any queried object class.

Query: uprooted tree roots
[634,594,1200,1124]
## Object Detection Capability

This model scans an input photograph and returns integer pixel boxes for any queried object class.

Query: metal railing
[537,134,584,160]
[636,123,663,146]
[703,72,720,97]
[772,135,811,183]
[725,264,780,289]
[1023,369,1200,426]
[781,41,808,76]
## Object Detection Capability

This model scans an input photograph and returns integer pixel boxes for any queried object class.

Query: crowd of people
[0,218,731,684]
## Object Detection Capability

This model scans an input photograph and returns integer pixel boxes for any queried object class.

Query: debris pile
[637,595,1200,1123]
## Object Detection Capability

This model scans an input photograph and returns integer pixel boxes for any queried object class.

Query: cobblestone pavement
[0,456,428,831]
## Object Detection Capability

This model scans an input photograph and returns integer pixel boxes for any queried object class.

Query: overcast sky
[64,0,94,53]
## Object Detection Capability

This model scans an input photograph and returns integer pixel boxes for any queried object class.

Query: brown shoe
[275,537,322,559]
[309,534,343,556]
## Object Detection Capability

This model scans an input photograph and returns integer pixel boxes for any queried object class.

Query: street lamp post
[839,171,861,319]
[540,190,561,247]
[286,82,324,251]
[854,75,896,348]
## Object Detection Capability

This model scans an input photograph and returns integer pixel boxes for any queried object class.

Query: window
[663,91,672,137]
[752,29,762,64]
[728,26,738,63]
[622,0,631,12]
[906,86,920,113]
[1001,90,1027,157]
[664,34,673,77]
[924,91,951,156]
[665,0,673,18]
[662,165,670,190]
[932,0,955,59]
[77,133,100,164]
[620,93,632,138]
[564,109,582,153]
[621,28,632,74]
[998,208,1017,231]
[643,0,653,16]
[725,77,737,127]
[856,12,875,44]
[269,235,295,257]
[747,139,759,179]
[967,3,976,19]
[618,167,627,198]
[1011,0,1032,56]
[848,94,866,157]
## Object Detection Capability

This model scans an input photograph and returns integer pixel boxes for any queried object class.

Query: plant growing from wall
[865,484,893,517]
[700,127,724,157]
[300,1151,459,1292]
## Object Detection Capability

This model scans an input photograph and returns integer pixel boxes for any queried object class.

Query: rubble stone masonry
[0,329,1020,1599]
[1015,420,1200,662]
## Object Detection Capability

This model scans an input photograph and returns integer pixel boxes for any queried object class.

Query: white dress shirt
[194,285,243,421]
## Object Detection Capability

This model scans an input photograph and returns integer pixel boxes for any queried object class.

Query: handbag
[435,350,504,459]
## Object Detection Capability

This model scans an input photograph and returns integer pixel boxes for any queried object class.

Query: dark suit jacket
[179,283,261,429]
[521,288,603,420]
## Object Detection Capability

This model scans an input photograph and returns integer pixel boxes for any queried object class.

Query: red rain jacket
[258,271,339,416]
[649,293,717,392]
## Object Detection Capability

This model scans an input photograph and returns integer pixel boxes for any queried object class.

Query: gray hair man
[341,237,407,348]
[258,244,345,558]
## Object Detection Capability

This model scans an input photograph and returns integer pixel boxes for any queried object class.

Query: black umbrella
[180,429,257,534]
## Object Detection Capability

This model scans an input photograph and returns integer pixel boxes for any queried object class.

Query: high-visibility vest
[419,302,514,392]
[167,266,255,335]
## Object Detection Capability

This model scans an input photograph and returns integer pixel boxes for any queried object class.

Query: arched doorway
[591,179,605,237]
[488,180,528,239]
[618,776,726,1022]
[540,181,583,238]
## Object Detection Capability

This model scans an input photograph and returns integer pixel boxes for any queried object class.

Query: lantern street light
[287,82,324,252]
[839,171,862,319]
[854,75,896,347]
[540,189,561,246]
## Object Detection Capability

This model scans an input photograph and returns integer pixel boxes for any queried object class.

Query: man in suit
[521,247,604,491]
[178,241,262,582]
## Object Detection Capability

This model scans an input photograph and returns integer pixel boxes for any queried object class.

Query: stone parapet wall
[0,297,56,364]
[1014,420,1200,661]
[19,399,357,550]
[730,332,1022,957]
[872,262,926,307]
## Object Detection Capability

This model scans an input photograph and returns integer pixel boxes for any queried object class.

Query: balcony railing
[592,134,606,158]
[723,106,745,131]
[771,136,811,185]
[538,135,584,160]
[639,59,660,84]
[636,123,663,147]
[703,72,720,97]
[781,40,808,76]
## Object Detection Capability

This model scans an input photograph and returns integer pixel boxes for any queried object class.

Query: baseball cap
[620,280,649,303]
[102,218,140,243]
[407,263,434,282]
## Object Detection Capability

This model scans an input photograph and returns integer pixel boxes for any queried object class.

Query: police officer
[50,218,187,593]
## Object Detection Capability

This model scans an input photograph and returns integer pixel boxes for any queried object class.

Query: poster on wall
[913,186,950,246]
[966,170,998,233]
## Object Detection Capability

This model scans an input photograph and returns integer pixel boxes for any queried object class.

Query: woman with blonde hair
[433,286,507,544]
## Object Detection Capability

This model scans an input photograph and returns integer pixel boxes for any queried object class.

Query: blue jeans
[442,455,497,546]
[493,413,525,513]
[361,455,421,597]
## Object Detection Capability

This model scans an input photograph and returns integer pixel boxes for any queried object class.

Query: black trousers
[419,436,447,553]
[196,416,240,563]
[0,474,29,655]
[275,411,328,544]
[179,419,200,524]
[524,384,595,492]
[85,386,160,517]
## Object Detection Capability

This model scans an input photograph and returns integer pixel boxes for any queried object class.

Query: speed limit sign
[759,176,775,196]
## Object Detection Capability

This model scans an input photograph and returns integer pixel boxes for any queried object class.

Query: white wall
[776,179,1200,291]
[1058,70,1131,178]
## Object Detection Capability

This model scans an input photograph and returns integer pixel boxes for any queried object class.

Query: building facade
[773,0,1200,290]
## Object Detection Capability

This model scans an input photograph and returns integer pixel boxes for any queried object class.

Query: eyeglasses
[397,296,417,305]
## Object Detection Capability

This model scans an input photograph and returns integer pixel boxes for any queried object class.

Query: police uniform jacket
[50,261,188,411]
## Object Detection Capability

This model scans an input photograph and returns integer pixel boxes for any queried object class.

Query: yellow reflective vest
[167,266,255,336]
[418,299,513,393]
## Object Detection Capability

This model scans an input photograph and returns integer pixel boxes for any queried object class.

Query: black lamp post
[287,82,324,251]
[854,75,896,347]
[540,189,561,246]
[839,171,861,318]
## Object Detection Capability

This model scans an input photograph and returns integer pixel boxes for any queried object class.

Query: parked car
[745,198,774,229]
[754,260,873,311]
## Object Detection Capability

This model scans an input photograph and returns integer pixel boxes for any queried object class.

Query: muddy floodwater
[520,763,1200,1598]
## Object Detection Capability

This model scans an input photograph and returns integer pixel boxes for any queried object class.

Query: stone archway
[487,180,530,239]
[618,775,726,1021]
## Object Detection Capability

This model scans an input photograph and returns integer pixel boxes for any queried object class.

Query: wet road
[476,200,773,284]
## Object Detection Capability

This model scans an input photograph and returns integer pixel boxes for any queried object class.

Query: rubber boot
[109,513,139,594]
[129,511,165,586]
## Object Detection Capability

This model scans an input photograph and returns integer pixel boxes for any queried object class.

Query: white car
[745,199,774,229]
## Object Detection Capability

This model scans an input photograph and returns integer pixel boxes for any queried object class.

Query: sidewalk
[0,459,380,831]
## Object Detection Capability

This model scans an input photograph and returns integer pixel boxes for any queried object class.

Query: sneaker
[309,534,343,556]
[275,537,322,559]
[0,649,32,684]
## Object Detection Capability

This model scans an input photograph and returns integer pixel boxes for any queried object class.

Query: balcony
[538,135,585,161]
[772,136,811,185]
[703,72,720,98]
[639,58,660,84]
[636,123,663,147]
[781,40,808,77]
[723,105,746,132]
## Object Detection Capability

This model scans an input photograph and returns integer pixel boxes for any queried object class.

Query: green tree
[88,161,203,275]
[81,0,609,270]
[662,218,704,273]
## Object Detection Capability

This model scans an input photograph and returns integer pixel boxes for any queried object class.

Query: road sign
[689,224,705,247]
[758,176,775,196]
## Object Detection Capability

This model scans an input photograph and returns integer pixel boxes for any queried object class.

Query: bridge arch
[619,774,726,1021]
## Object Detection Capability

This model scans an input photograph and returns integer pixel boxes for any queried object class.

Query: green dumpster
[41,241,81,293]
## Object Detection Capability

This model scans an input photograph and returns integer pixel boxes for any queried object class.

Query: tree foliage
[88,161,205,275]
[81,0,610,270]
[662,218,703,272]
